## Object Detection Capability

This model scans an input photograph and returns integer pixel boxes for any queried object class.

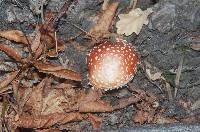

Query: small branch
[174,56,184,97]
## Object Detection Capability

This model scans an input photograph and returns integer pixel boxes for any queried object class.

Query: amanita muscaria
[87,38,139,90]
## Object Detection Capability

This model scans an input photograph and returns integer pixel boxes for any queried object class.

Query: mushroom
[87,38,139,90]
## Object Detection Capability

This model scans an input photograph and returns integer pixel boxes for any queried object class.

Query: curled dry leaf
[116,8,153,36]
[33,62,81,81]
[0,30,30,44]
[89,2,119,38]
[88,114,102,130]
[14,112,82,128]
[0,70,19,92]
[0,44,23,62]
[190,43,200,51]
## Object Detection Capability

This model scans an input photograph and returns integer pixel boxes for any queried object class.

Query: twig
[41,4,45,23]
[54,31,58,56]
[174,56,184,97]
[63,20,96,40]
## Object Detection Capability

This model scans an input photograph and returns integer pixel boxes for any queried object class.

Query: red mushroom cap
[87,38,139,90]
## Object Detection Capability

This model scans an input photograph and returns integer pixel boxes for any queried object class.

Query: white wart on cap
[87,38,139,90]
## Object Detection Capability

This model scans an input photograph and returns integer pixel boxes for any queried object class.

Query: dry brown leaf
[116,8,153,36]
[79,100,113,113]
[34,62,81,81]
[113,95,141,110]
[39,25,56,49]
[190,44,200,51]
[0,44,23,62]
[44,10,56,24]
[0,70,19,92]
[133,110,149,124]
[31,28,44,59]
[153,114,178,124]
[14,112,82,128]
[41,89,66,115]
[88,114,102,130]
[26,78,47,115]
[0,30,30,44]
[79,89,101,104]
[89,2,119,38]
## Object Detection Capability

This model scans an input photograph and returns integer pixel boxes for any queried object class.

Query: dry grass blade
[34,62,81,81]
[165,82,173,102]
[174,56,184,97]
[0,44,23,62]
[0,70,19,92]
[0,30,29,44]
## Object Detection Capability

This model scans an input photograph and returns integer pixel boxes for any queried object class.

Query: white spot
[98,49,101,52]
[126,67,128,72]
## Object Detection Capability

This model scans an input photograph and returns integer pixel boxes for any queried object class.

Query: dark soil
[0,0,200,131]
